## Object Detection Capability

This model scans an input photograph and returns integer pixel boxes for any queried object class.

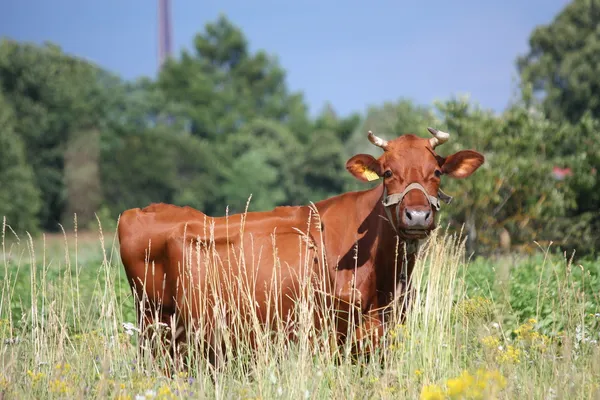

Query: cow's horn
[367,131,388,149]
[427,127,450,149]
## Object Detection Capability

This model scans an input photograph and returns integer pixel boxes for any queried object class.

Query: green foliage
[0,39,106,231]
[517,0,600,256]
[100,129,180,216]
[0,9,597,256]
[0,91,41,234]
[464,253,600,334]
[433,97,576,254]
[518,0,600,123]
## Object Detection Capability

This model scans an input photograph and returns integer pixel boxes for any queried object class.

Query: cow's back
[118,202,325,345]
[163,204,324,329]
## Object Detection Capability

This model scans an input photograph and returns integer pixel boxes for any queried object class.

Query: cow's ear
[441,150,485,179]
[346,154,382,182]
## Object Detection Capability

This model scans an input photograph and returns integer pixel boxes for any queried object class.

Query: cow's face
[346,128,484,238]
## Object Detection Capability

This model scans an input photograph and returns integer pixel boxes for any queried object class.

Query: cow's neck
[317,184,420,303]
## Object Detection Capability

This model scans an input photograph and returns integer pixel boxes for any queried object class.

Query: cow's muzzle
[382,183,453,235]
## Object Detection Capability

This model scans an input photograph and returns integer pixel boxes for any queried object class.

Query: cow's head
[346,128,484,238]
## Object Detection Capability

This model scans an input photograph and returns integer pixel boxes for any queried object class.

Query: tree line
[0,2,598,257]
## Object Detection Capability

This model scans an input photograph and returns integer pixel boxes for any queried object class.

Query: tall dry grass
[0,211,598,399]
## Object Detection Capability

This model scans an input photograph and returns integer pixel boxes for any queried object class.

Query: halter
[381,182,453,239]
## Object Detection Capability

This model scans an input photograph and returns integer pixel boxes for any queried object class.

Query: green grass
[0,217,599,399]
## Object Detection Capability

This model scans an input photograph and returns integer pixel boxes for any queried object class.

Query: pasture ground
[0,221,599,399]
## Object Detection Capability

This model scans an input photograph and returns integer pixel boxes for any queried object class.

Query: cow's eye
[434,170,442,177]
[383,170,393,179]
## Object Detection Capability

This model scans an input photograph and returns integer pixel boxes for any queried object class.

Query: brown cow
[117,128,484,370]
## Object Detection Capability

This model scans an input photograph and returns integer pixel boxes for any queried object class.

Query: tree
[155,15,319,215]
[0,40,105,230]
[517,0,600,123]
[434,97,576,255]
[517,0,600,255]
[0,90,41,234]
[158,14,305,140]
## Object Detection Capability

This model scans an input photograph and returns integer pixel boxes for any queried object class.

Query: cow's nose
[403,207,432,228]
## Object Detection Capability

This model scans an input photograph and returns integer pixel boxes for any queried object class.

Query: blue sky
[2,0,568,117]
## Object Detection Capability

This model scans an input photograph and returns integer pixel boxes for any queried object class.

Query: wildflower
[4,337,20,345]
[55,363,71,375]
[420,384,444,400]
[145,389,157,398]
[481,335,500,349]
[496,345,521,364]
[442,369,507,399]
[514,319,536,339]
[384,385,397,394]
[157,385,175,399]
[0,375,9,390]
[27,370,45,385]
[269,372,277,384]
[122,322,141,336]
[454,296,494,323]
[446,370,474,398]
[415,369,424,377]
[49,378,70,395]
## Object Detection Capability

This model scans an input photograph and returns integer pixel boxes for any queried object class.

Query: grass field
[0,218,599,399]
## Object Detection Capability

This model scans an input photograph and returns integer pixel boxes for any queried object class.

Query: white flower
[135,395,145,400]
[145,389,156,398]
[122,322,141,336]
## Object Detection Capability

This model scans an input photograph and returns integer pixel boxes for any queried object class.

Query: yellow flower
[55,363,71,376]
[27,370,45,384]
[157,384,176,399]
[49,378,70,395]
[368,376,379,384]
[415,369,424,377]
[446,370,474,398]
[479,369,507,390]
[496,345,521,365]
[420,384,444,400]
[0,375,9,390]
[481,335,500,349]
[454,296,495,325]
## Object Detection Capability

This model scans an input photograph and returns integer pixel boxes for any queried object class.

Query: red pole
[158,0,173,70]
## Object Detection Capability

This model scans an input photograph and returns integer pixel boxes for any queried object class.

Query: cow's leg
[135,299,180,377]
[351,310,385,360]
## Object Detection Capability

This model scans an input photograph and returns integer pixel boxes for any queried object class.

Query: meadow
[0,215,599,400]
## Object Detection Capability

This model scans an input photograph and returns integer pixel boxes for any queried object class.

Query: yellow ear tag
[363,168,380,181]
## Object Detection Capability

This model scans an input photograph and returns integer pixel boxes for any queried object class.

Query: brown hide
[117,130,484,368]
